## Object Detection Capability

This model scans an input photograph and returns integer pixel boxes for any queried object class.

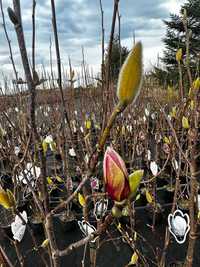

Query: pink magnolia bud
[103,147,130,202]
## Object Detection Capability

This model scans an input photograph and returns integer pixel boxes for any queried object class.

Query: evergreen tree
[105,35,129,81]
[162,0,200,76]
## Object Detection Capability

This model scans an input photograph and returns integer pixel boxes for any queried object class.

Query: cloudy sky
[0,0,186,85]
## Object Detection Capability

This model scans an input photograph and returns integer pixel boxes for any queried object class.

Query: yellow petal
[55,176,64,183]
[146,190,153,204]
[182,116,190,129]
[6,189,15,207]
[47,177,53,185]
[85,120,91,129]
[42,140,48,155]
[117,42,143,105]
[190,100,194,110]
[0,189,13,209]
[128,252,139,265]
[163,136,171,144]
[169,106,176,118]
[198,211,200,219]
[193,77,200,90]
[128,170,143,198]
[78,193,86,207]
[41,239,49,248]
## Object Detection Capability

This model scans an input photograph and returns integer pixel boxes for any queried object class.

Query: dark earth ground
[1,148,200,267]
[1,206,200,267]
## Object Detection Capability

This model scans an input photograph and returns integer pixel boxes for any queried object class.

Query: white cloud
[0,0,187,89]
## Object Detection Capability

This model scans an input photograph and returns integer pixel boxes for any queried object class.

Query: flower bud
[117,42,143,105]
[112,205,122,218]
[193,77,200,90]
[0,189,14,209]
[103,147,130,202]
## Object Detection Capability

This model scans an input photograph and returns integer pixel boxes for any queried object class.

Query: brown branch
[32,0,36,72]
[50,0,73,141]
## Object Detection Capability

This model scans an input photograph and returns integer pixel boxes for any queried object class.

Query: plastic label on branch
[93,199,108,221]
[168,209,190,244]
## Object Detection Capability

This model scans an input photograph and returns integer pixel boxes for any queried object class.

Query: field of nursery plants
[1,0,200,267]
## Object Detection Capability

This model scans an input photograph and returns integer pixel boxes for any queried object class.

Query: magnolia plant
[103,146,143,216]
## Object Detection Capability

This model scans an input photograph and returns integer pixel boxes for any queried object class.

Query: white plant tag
[11,211,28,242]
[78,220,97,243]
[94,199,108,220]
[168,209,190,244]
[150,161,158,176]
[69,148,76,157]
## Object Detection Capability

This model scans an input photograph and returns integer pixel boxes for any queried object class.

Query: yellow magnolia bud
[85,120,91,129]
[170,107,176,118]
[188,87,194,98]
[6,189,15,207]
[78,193,86,207]
[47,177,53,185]
[176,48,182,62]
[193,77,200,90]
[41,239,49,248]
[0,189,14,209]
[182,116,190,129]
[146,190,153,204]
[117,42,143,105]
[42,140,48,155]
[163,136,171,144]
[190,100,194,110]
[55,176,64,183]
[128,251,139,265]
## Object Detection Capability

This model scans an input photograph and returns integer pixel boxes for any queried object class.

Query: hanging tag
[93,199,108,221]
[168,209,190,244]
